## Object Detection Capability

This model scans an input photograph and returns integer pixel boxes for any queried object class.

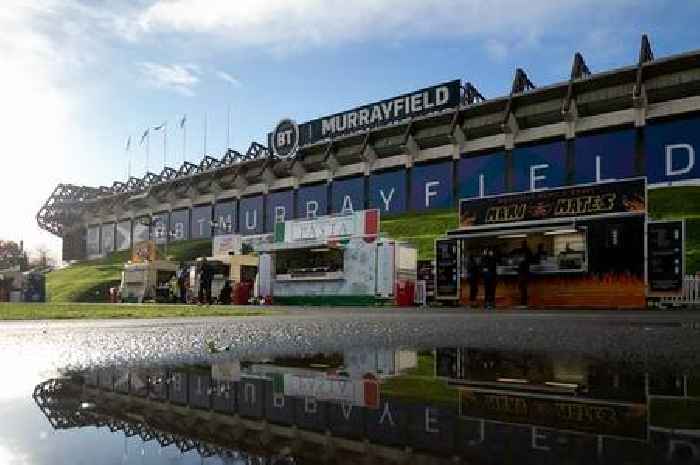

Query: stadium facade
[37,36,700,261]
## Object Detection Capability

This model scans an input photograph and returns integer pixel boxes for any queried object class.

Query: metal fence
[414,280,427,307]
[662,275,700,307]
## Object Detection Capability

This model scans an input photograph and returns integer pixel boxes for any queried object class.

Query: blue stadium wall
[85,114,700,256]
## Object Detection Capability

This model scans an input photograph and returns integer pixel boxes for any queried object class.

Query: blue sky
[2,0,700,258]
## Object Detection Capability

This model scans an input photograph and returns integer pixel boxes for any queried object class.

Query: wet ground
[2,309,700,464]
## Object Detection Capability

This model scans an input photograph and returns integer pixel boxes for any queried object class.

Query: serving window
[460,226,588,275]
[275,247,344,278]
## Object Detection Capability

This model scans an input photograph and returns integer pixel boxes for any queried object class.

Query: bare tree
[30,244,55,269]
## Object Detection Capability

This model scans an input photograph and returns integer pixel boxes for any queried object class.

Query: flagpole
[226,103,231,149]
[126,136,132,179]
[182,117,187,164]
[163,121,167,169]
[203,112,207,155]
[146,131,150,174]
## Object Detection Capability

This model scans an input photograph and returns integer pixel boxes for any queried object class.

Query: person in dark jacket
[517,240,533,308]
[219,280,232,305]
[177,263,187,304]
[198,258,213,305]
[466,254,480,308]
[482,248,498,310]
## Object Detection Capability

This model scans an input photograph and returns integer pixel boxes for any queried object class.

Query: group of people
[466,240,533,310]
[170,258,228,305]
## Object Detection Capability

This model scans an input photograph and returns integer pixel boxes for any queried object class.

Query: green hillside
[47,240,211,302]
[648,187,700,274]
[46,186,700,302]
[380,208,457,261]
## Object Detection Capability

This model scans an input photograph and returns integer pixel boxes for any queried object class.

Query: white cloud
[138,62,201,96]
[215,70,242,87]
[133,0,633,54]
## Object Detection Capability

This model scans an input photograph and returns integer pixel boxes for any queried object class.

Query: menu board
[435,239,459,300]
[648,220,684,294]
[417,260,435,297]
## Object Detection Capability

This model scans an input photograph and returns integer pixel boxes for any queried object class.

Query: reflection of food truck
[254,210,418,306]
[119,260,178,303]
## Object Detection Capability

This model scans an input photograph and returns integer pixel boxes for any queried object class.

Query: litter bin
[395,280,416,307]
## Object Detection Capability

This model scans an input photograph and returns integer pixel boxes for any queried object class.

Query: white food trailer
[254,209,417,306]
[119,260,178,303]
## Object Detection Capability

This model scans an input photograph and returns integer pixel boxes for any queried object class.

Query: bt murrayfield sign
[269,80,461,156]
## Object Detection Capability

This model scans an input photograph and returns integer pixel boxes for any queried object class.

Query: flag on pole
[125,135,131,151]
[139,129,149,145]
[179,114,186,129]
[153,122,166,131]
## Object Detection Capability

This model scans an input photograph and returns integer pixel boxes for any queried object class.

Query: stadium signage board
[459,178,647,229]
[271,118,299,160]
[275,209,379,243]
[269,80,461,151]
[459,388,648,439]
[647,220,685,295]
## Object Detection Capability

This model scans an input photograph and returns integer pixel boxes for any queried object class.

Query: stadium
[37,36,700,290]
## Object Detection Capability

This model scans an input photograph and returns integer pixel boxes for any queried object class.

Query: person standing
[198,258,213,305]
[219,280,232,305]
[467,254,480,308]
[177,263,187,304]
[482,248,498,310]
[517,240,533,308]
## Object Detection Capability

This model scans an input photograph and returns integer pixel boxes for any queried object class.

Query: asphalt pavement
[1,308,699,373]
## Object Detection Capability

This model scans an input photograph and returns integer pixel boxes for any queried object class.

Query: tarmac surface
[1,307,699,372]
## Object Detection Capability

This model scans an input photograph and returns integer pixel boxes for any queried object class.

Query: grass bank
[381,353,457,404]
[0,302,279,320]
[47,240,212,303]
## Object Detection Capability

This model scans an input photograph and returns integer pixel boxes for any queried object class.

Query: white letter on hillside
[425,181,439,207]
[666,144,695,177]
[425,407,440,433]
[379,188,395,211]
[530,164,549,191]
[245,210,257,230]
[378,402,395,426]
[306,201,318,219]
[596,155,613,183]
[341,195,354,215]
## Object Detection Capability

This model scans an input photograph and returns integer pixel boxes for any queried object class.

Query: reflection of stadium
[37,38,700,262]
[34,348,700,464]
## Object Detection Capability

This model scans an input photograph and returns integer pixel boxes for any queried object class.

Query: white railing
[415,280,427,307]
[662,275,700,307]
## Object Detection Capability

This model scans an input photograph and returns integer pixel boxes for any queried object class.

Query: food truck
[254,209,418,306]
[435,178,650,309]
[119,240,178,302]
[119,260,178,303]
[185,234,270,304]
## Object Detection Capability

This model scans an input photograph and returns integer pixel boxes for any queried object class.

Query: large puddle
[1,315,699,464]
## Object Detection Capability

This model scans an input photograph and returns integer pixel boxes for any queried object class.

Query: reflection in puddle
[30,347,700,464]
